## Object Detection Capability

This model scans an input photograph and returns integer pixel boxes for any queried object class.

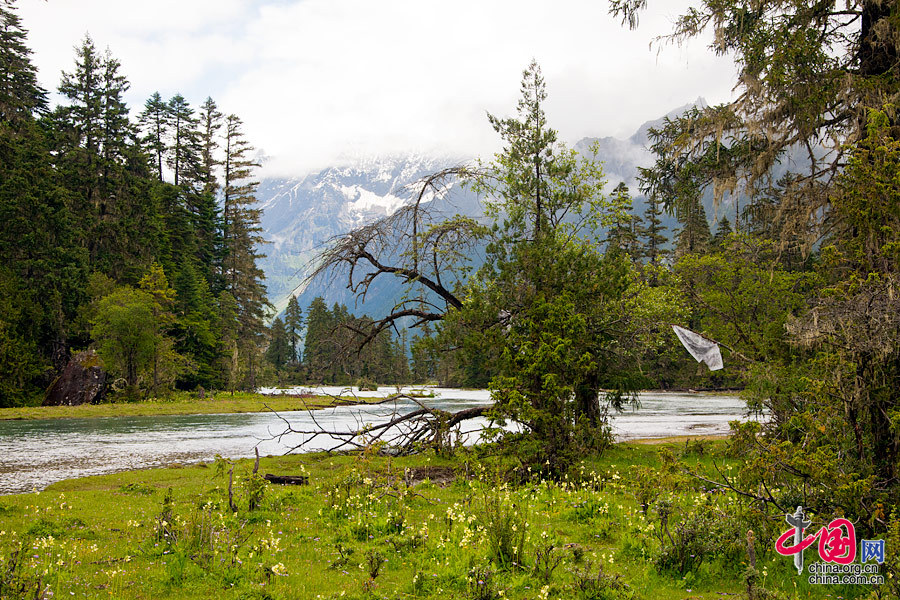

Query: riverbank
[0,391,385,421]
[0,387,742,422]
[0,440,857,599]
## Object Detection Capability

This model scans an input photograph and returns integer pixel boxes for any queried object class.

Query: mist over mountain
[256,99,711,317]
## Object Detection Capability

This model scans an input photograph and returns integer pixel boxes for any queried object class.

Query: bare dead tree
[307,165,487,350]
[265,393,492,456]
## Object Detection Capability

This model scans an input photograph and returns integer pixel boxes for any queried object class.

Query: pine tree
[303,297,333,383]
[674,195,711,258]
[56,37,137,273]
[195,97,223,284]
[0,2,46,124]
[138,92,168,181]
[166,94,200,188]
[265,317,290,370]
[221,113,268,339]
[638,192,669,268]
[284,295,303,365]
[711,216,733,250]
[485,59,558,239]
[606,182,642,261]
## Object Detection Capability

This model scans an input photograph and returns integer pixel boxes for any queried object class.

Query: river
[0,388,752,495]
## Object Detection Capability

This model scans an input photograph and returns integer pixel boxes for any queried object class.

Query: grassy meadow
[0,439,884,599]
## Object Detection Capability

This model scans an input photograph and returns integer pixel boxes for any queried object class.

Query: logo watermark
[775,506,885,586]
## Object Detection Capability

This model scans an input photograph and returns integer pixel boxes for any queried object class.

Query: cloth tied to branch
[672,325,723,371]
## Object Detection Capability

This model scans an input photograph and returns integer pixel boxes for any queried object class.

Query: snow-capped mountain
[257,154,471,316]
[257,99,709,316]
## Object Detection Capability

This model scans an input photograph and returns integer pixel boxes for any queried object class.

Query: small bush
[571,561,633,600]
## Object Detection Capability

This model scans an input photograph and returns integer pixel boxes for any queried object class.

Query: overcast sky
[17,0,738,177]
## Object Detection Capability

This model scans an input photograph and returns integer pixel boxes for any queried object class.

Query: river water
[0,388,751,495]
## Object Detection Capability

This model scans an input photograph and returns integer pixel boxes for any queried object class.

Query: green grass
[0,391,383,421]
[0,442,883,599]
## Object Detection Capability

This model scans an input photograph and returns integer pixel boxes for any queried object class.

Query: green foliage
[445,62,684,471]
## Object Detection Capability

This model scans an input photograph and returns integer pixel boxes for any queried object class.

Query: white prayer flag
[672,325,724,371]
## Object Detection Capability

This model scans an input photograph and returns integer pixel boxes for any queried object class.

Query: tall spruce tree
[673,194,710,258]
[303,297,333,383]
[221,113,268,338]
[138,92,168,182]
[638,191,668,268]
[195,97,223,284]
[0,2,45,124]
[284,295,303,365]
[166,94,200,189]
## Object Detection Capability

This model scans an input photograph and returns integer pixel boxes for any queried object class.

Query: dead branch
[305,166,487,351]
[262,392,491,456]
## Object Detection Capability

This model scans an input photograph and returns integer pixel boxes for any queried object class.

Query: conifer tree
[606,182,642,261]
[638,192,668,267]
[303,297,333,383]
[221,113,268,339]
[673,194,711,258]
[265,317,290,370]
[711,216,732,250]
[284,295,303,365]
[0,2,45,124]
[195,97,223,284]
[138,92,168,181]
[166,94,200,188]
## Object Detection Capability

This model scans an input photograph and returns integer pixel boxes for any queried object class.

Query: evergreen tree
[485,59,558,239]
[638,191,668,268]
[265,317,290,370]
[284,295,303,365]
[606,182,642,261]
[0,2,45,124]
[55,37,138,274]
[303,297,333,383]
[1,6,86,394]
[195,97,223,283]
[673,194,711,258]
[166,94,200,189]
[221,113,268,339]
[138,92,168,181]
[711,216,732,250]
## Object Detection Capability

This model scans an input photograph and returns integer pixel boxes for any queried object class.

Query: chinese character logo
[861,539,885,564]
[775,506,857,572]
[775,505,888,581]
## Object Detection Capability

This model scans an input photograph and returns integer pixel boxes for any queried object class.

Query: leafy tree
[612,1,900,528]
[91,286,161,398]
[611,0,900,253]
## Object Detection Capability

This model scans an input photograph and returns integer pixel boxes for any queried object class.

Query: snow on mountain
[256,99,709,317]
[257,154,467,316]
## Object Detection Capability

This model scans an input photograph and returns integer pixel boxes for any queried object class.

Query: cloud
[16,0,737,177]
